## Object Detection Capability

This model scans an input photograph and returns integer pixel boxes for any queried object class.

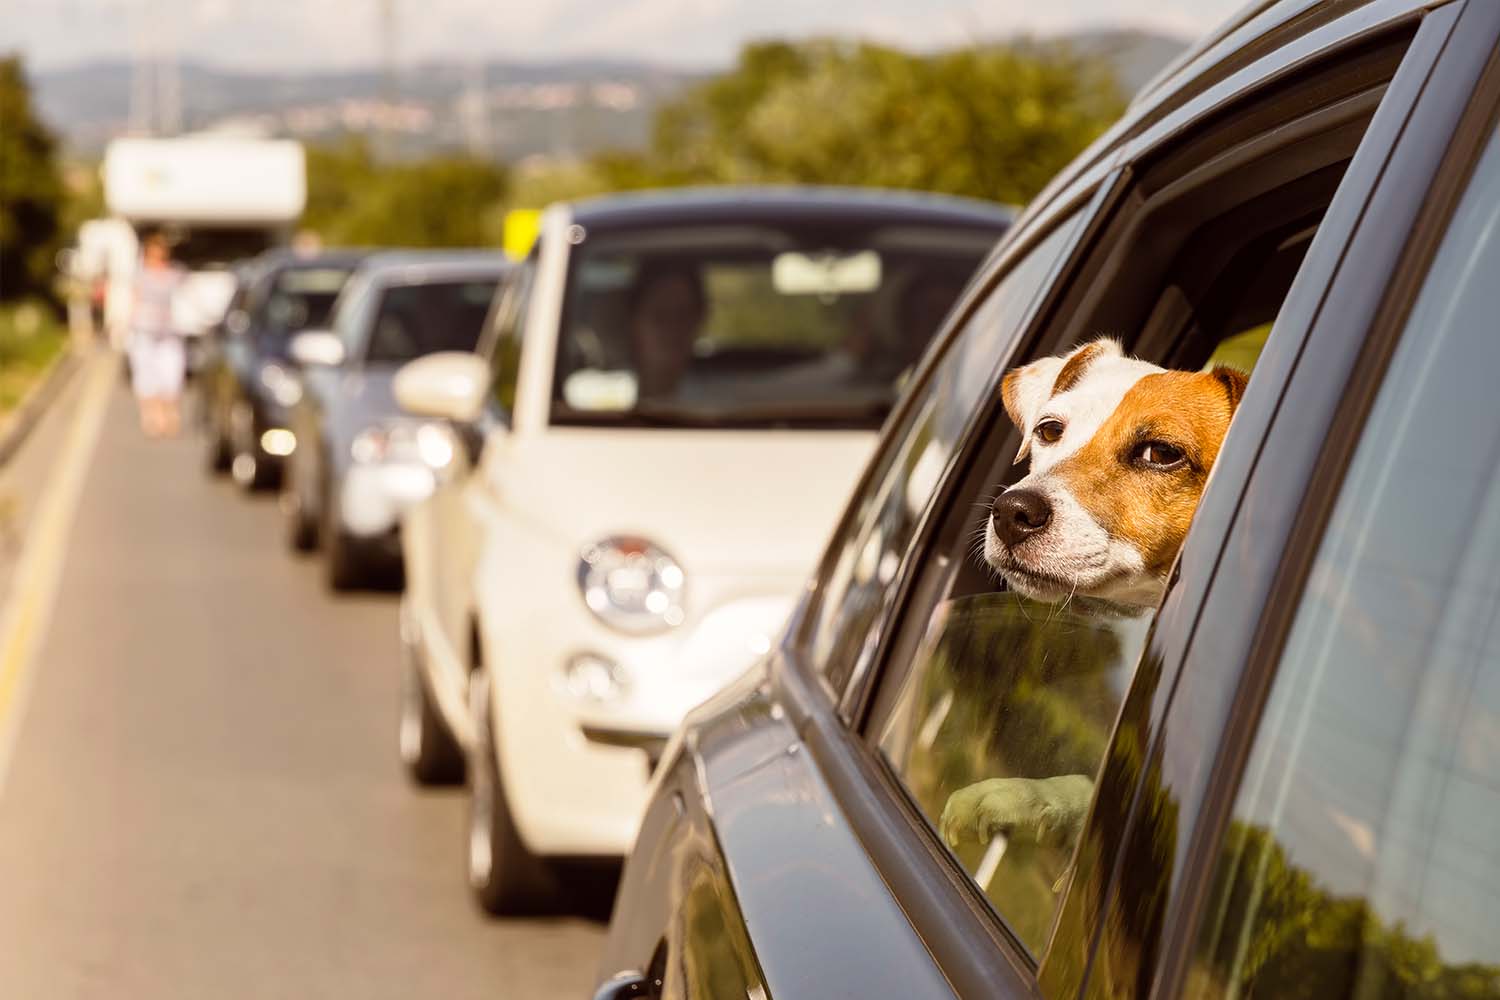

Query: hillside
[34,30,1187,160]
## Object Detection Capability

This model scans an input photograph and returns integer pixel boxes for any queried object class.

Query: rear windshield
[551,221,1002,430]
[261,266,355,339]
[365,279,498,364]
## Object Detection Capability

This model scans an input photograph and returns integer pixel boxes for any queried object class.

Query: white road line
[0,353,116,801]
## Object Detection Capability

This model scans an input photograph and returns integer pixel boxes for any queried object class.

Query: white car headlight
[577,536,686,634]
[350,421,454,470]
[259,362,302,407]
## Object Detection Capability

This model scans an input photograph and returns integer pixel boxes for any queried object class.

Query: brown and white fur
[984,338,1247,607]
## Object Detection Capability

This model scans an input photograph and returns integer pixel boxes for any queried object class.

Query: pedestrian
[128,231,187,437]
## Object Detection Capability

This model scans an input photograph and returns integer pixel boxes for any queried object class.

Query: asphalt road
[0,356,605,999]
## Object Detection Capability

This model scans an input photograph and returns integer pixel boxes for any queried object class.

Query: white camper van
[100,135,307,359]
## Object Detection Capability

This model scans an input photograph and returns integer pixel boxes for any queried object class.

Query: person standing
[128,232,187,437]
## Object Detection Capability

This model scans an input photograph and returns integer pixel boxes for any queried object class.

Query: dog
[941,337,1247,855]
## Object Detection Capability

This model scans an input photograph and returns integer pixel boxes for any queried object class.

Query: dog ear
[1002,339,1123,465]
[1210,365,1249,414]
[1002,356,1065,464]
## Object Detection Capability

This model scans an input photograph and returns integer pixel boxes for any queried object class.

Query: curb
[0,347,83,469]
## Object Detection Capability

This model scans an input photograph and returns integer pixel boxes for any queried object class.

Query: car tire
[398,647,465,786]
[204,409,231,475]
[284,465,319,553]
[323,496,363,592]
[229,402,275,492]
[468,668,556,915]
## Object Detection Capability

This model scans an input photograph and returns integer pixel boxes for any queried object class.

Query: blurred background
[3,0,1239,330]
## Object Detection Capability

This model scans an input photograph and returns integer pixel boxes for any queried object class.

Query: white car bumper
[477,547,798,858]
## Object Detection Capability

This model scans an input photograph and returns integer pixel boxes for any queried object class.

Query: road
[0,354,605,999]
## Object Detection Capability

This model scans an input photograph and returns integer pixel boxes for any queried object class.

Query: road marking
[0,353,116,800]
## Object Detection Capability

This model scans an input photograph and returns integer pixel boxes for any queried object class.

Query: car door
[421,256,537,716]
[1083,7,1500,997]
[286,270,375,527]
[790,5,1473,996]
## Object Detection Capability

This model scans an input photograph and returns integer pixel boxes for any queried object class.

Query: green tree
[0,55,66,304]
[646,39,1125,205]
[301,141,509,249]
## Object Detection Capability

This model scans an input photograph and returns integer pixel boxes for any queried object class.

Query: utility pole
[377,0,398,159]
[460,60,491,158]
[128,0,154,134]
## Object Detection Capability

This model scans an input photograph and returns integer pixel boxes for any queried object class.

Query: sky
[5,0,1251,71]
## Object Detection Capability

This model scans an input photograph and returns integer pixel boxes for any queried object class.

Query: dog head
[984,338,1247,607]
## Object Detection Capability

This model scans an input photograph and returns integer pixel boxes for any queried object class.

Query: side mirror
[393,351,491,424]
[289,329,345,367]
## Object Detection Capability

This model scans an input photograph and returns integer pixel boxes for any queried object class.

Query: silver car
[280,251,509,590]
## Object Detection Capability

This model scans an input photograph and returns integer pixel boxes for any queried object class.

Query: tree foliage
[0,55,66,303]
[302,139,509,249]
[517,39,1126,209]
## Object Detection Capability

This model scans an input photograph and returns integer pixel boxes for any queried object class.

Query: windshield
[551,221,999,429]
[261,265,355,340]
[365,278,498,364]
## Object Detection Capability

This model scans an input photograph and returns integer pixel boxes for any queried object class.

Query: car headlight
[577,536,686,634]
[350,421,454,470]
[259,362,302,407]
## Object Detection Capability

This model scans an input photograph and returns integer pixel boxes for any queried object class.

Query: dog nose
[992,489,1053,547]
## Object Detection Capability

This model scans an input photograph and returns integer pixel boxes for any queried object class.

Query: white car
[393,188,1012,912]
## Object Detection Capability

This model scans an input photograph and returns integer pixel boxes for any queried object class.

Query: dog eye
[1136,442,1185,468]
[1034,419,1064,444]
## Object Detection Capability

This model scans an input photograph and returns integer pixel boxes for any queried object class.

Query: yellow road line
[0,353,116,796]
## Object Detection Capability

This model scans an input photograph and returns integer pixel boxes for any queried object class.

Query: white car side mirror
[289,329,346,367]
[393,351,491,424]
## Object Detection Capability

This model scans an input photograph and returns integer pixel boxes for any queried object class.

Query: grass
[0,302,68,418]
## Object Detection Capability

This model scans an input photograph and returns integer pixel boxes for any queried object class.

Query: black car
[281,250,507,590]
[199,249,368,490]
[596,2,1500,997]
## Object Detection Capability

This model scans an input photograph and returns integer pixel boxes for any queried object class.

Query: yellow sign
[502,210,542,261]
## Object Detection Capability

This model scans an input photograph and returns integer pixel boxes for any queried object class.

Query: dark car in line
[595,2,1500,997]
[199,249,369,490]
[280,251,507,590]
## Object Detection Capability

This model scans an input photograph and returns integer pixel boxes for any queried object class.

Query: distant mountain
[34,58,701,159]
[34,30,1188,160]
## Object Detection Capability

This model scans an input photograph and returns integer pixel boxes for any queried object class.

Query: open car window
[857,32,1414,960]
[1184,119,1500,1000]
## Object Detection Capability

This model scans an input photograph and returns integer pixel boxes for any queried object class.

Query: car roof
[352,250,511,285]
[1020,0,1435,228]
[565,185,1017,232]
[254,248,371,272]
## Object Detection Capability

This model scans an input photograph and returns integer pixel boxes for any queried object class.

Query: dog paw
[939,774,1095,851]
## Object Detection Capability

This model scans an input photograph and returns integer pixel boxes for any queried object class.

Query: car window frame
[775,177,1122,714]
[771,8,1464,996]
[1143,6,1500,998]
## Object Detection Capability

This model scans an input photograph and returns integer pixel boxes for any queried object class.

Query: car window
[259,266,354,341]
[1184,124,1500,1000]
[549,221,1001,430]
[366,279,498,364]
[487,253,537,417]
[805,209,1089,699]
[869,132,1370,955]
